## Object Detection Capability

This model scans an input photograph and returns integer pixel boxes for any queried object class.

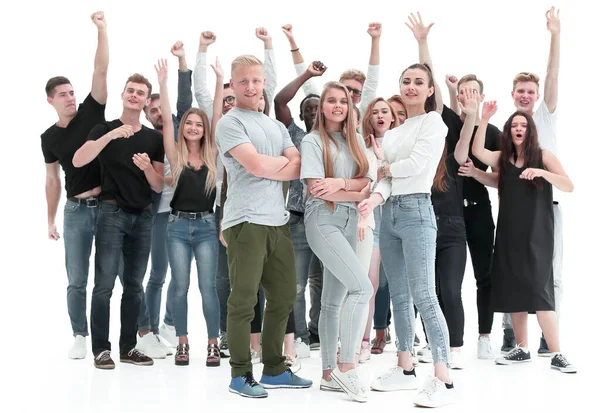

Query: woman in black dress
[471,101,576,374]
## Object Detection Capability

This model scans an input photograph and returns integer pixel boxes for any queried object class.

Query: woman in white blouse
[358,63,455,408]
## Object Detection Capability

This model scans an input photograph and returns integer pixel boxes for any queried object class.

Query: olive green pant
[223,222,297,378]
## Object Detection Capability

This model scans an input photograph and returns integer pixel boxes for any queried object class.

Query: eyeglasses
[346,86,362,98]
[223,96,236,105]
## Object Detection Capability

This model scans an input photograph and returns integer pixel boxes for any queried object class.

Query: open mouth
[516,133,523,139]
[377,120,385,126]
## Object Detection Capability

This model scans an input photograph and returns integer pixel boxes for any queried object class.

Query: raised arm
[73,124,133,167]
[274,61,327,127]
[472,101,501,168]
[358,23,382,115]
[282,24,320,96]
[45,162,61,240]
[155,59,177,170]
[446,75,460,115]
[170,40,193,121]
[210,57,224,140]
[520,150,573,192]
[194,31,216,119]
[406,12,443,114]
[90,11,108,105]
[454,87,478,165]
[543,7,560,112]
[256,27,277,106]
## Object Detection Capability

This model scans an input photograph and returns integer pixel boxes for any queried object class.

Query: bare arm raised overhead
[282,24,320,97]
[90,11,109,105]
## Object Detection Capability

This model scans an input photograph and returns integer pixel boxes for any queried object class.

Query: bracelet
[290,48,299,52]
[343,178,350,191]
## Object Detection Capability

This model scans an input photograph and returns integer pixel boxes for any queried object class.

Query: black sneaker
[309,333,320,350]
[120,348,154,366]
[495,346,531,365]
[538,336,551,357]
[385,327,392,345]
[94,350,115,370]
[550,353,577,374]
[219,333,230,358]
[501,328,516,354]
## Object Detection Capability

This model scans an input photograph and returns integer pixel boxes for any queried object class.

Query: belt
[171,210,213,219]
[290,210,304,217]
[463,199,479,207]
[68,197,98,207]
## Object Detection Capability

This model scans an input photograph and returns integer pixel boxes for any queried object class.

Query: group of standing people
[42,7,575,410]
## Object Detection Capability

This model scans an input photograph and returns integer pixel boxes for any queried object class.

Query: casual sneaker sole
[495,359,531,365]
[320,384,344,392]
[120,359,154,366]
[414,398,457,408]
[538,352,552,358]
[228,387,268,398]
[260,382,311,389]
[477,354,495,360]
[330,370,367,403]
[309,344,320,351]
[220,349,231,357]
[69,354,87,360]
[94,363,115,370]
[371,382,419,392]
[551,365,577,374]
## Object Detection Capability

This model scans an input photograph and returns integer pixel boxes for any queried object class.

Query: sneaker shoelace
[380,366,403,381]
[506,346,525,359]
[128,348,147,358]
[554,353,570,366]
[242,372,260,387]
[96,350,111,361]
[419,377,443,398]
[344,369,366,393]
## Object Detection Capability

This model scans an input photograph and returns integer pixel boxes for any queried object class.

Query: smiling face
[182,113,205,142]
[457,80,484,108]
[400,68,434,109]
[47,83,77,118]
[512,81,540,115]
[370,100,395,136]
[321,87,349,127]
[230,64,265,111]
[223,86,236,114]
[145,98,163,130]
[122,82,150,112]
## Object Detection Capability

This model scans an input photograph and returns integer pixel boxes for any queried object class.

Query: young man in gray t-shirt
[215,54,312,398]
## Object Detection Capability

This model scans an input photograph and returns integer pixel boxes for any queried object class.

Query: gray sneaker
[219,332,230,358]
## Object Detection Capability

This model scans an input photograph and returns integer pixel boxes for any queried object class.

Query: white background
[1,0,598,411]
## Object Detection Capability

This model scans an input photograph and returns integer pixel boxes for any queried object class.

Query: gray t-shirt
[286,120,308,213]
[300,130,375,213]
[216,107,295,231]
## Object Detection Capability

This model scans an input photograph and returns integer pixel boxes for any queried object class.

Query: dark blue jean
[373,262,391,330]
[137,212,175,334]
[63,199,98,336]
[91,202,153,355]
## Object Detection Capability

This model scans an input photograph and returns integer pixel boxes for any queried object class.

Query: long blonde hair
[313,82,369,210]
[171,108,217,194]
[361,97,399,147]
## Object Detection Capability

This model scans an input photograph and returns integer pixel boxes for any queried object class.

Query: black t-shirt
[87,119,164,213]
[441,105,501,203]
[432,149,463,218]
[170,165,216,212]
[40,93,105,198]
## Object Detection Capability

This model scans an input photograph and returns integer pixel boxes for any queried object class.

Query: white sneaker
[477,336,494,360]
[450,349,466,369]
[68,335,87,359]
[414,376,458,408]
[251,347,262,364]
[135,332,167,359]
[159,323,177,348]
[330,367,368,403]
[294,338,310,359]
[285,353,301,373]
[371,366,419,391]
[418,344,433,363]
[358,341,371,363]
[156,334,173,356]
[320,377,343,392]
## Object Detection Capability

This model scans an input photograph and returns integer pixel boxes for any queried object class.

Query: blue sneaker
[260,369,313,389]
[229,373,268,398]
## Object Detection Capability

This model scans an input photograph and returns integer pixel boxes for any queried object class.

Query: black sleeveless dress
[491,161,555,313]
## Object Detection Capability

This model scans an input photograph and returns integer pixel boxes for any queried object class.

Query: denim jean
[373,262,391,330]
[137,212,175,334]
[91,202,153,355]
[289,213,317,344]
[167,213,220,338]
[307,254,323,337]
[305,204,373,369]
[64,199,98,336]
[214,205,230,334]
[380,194,450,366]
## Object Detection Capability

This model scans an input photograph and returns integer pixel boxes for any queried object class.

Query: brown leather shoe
[94,350,115,370]
[120,348,154,366]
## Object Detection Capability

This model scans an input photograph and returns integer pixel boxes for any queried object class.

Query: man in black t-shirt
[74,73,165,369]
[40,11,108,362]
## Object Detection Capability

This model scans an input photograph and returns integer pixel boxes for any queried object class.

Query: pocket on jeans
[99,203,120,214]
[288,213,302,227]
[64,201,79,213]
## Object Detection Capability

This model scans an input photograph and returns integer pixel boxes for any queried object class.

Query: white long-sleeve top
[374,111,447,201]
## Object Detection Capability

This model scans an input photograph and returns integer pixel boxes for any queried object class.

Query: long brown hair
[172,108,218,194]
[399,63,437,113]
[498,111,543,192]
[313,81,369,210]
[432,142,448,193]
[361,97,399,148]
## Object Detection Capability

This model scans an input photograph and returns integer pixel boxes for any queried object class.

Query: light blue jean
[379,194,450,366]
[167,213,220,338]
[305,204,373,370]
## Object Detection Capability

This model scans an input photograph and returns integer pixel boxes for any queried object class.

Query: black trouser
[251,287,296,334]
[463,200,495,334]
[435,215,467,348]
[307,255,323,337]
